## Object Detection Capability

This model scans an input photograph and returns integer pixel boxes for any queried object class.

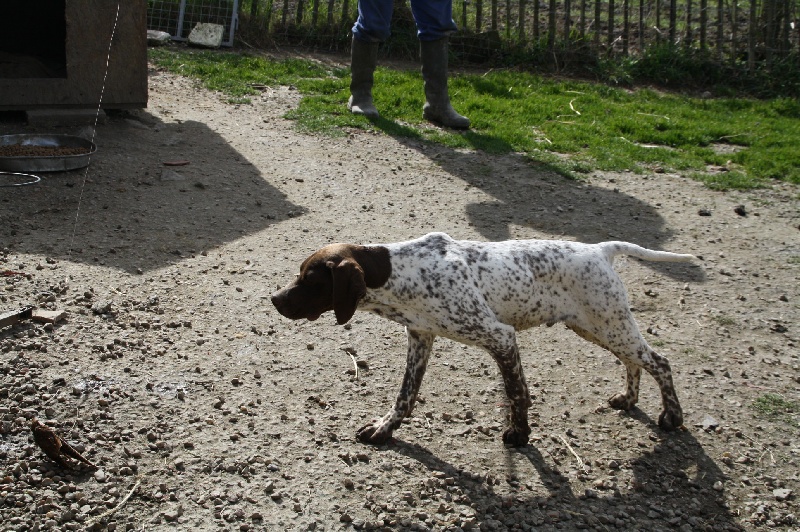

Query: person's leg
[352,0,394,43]
[349,0,394,117]
[410,0,470,128]
[409,0,457,41]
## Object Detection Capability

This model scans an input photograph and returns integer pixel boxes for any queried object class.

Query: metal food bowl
[0,134,96,172]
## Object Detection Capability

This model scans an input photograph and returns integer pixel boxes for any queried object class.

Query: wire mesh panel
[148,0,240,46]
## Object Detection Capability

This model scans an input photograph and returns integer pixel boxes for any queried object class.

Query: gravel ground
[0,57,798,531]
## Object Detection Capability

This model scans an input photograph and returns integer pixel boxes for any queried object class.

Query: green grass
[149,48,800,189]
[712,314,737,327]
[752,394,799,427]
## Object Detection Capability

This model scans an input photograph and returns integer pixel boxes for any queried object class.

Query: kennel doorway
[0,0,148,111]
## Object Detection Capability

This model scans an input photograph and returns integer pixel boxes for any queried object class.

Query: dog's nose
[270,292,283,309]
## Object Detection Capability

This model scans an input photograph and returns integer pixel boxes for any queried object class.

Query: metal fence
[146,0,799,68]
[236,0,799,67]
[147,0,240,47]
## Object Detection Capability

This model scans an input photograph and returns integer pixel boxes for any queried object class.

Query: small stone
[774,488,793,501]
[163,504,184,522]
[147,30,172,46]
[699,414,720,431]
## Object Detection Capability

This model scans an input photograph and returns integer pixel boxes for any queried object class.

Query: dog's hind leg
[570,318,683,431]
[608,363,642,411]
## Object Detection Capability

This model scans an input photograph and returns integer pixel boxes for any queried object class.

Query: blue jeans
[352,0,458,43]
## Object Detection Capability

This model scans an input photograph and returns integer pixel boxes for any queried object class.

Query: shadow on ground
[0,113,303,273]
[388,424,740,530]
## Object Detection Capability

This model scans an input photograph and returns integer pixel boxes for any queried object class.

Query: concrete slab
[26,109,107,127]
[188,23,224,48]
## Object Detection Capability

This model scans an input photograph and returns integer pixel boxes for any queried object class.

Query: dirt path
[0,62,798,531]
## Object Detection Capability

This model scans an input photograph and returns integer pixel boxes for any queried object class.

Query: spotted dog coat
[271,232,693,446]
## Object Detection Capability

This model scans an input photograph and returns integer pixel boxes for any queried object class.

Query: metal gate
[147,0,239,47]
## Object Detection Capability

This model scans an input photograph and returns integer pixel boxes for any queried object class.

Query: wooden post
[341,0,350,27]
[685,0,693,48]
[534,0,540,40]
[700,0,707,50]
[564,0,571,43]
[311,0,319,26]
[669,0,677,44]
[716,0,723,59]
[519,0,527,40]
[265,0,274,30]
[281,0,289,27]
[730,0,737,64]
[549,0,558,51]
[748,0,756,70]
[327,0,335,26]
[782,0,791,54]
[623,0,629,54]
[655,0,661,44]
[765,0,774,65]
[580,0,587,40]
[594,0,602,49]
[608,0,616,51]
[492,0,498,31]
[639,0,644,52]
[476,0,483,31]
[506,0,511,39]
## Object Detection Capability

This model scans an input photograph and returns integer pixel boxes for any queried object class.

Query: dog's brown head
[271,244,391,325]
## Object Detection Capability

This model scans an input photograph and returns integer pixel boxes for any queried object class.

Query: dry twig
[558,434,589,473]
[85,476,142,528]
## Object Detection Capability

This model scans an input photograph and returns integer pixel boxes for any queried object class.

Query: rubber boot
[348,37,380,118]
[420,38,470,129]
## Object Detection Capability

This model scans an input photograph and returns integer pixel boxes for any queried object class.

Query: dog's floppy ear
[328,258,367,325]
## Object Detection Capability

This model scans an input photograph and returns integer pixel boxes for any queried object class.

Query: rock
[163,504,184,522]
[698,414,720,431]
[147,30,172,46]
[31,309,66,324]
[774,488,793,501]
[91,300,113,314]
[160,169,186,182]
[188,23,224,48]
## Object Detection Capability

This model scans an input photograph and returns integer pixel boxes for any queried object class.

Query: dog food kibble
[0,144,90,157]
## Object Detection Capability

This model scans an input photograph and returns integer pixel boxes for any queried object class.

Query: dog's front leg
[356,329,434,445]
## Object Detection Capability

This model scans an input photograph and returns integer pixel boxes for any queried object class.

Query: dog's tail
[600,242,695,263]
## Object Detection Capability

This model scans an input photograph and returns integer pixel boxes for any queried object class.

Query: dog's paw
[658,408,684,431]
[502,426,530,447]
[356,422,393,445]
[608,393,636,411]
